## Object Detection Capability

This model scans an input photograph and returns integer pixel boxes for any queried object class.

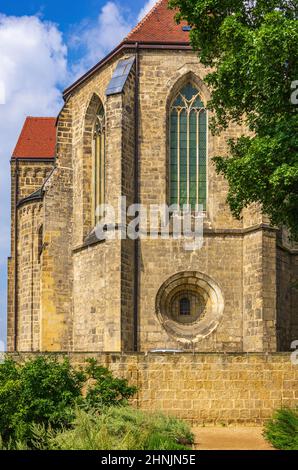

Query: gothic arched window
[170,83,207,211]
[93,104,105,225]
[38,225,43,264]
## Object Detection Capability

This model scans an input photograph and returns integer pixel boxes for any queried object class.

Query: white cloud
[0,14,67,343]
[137,0,157,22]
[0,81,5,104]
[70,2,132,80]
[69,0,158,80]
[0,14,67,121]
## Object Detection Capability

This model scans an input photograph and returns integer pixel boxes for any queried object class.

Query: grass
[1,407,194,451]
[50,407,194,450]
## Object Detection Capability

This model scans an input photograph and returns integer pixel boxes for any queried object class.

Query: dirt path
[193,426,273,450]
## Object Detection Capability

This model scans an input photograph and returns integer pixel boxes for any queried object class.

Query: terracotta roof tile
[12,117,56,159]
[126,0,190,43]
[14,3,190,158]
[63,0,190,98]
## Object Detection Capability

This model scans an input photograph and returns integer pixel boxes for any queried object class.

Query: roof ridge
[26,116,56,120]
[126,0,163,40]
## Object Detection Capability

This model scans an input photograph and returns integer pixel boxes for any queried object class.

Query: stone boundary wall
[7,352,298,425]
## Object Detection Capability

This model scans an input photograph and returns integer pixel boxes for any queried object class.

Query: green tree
[0,356,84,443]
[0,356,136,446]
[169,0,298,238]
[83,358,137,409]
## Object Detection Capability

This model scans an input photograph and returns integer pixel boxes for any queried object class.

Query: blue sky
[0,0,157,346]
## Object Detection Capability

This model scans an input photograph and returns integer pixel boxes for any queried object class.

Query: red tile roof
[63,0,191,98]
[14,3,189,158]
[12,117,56,159]
[126,0,190,43]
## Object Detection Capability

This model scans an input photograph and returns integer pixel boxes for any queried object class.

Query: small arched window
[38,225,43,263]
[170,83,207,211]
[93,104,105,225]
[180,297,191,316]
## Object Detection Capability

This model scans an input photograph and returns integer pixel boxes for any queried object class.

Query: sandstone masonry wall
[16,202,43,350]
[135,49,278,352]
[9,47,297,354]
[7,159,54,351]
[277,245,298,350]
[139,236,243,351]
[73,240,122,351]
[40,102,73,351]
[9,352,298,425]
[70,55,136,352]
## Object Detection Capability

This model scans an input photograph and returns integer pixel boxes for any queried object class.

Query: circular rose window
[156,272,224,344]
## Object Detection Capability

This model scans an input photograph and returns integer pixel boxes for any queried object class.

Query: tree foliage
[169,0,298,238]
[0,356,136,446]
[83,358,137,409]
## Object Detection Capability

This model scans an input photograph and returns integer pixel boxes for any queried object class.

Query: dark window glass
[180,297,191,315]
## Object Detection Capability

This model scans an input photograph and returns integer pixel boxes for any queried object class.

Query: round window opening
[170,290,207,324]
[156,272,224,344]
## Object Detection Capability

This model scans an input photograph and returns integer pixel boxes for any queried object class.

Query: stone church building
[7,0,298,354]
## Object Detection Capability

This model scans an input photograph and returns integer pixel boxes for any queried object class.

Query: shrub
[0,356,83,443]
[0,356,136,446]
[264,408,298,450]
[40,407,194,450]
[0,356,191,451]
[83,358,137,409]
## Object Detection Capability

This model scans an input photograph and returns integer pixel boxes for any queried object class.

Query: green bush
[0,356,83,443]
[0,356,191,451]
[264,408,298,450]
[32,407,194,450]
[83,358,137,409]
[0,356,136,446]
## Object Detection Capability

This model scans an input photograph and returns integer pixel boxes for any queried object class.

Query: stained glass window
[170,83,207,211]
[93,104,105,225]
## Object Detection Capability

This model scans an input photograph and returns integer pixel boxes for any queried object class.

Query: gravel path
[193,426,274,450]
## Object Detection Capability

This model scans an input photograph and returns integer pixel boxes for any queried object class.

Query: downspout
[30,208,34,351]
[133,43,140,352]
[14,158,19,351]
